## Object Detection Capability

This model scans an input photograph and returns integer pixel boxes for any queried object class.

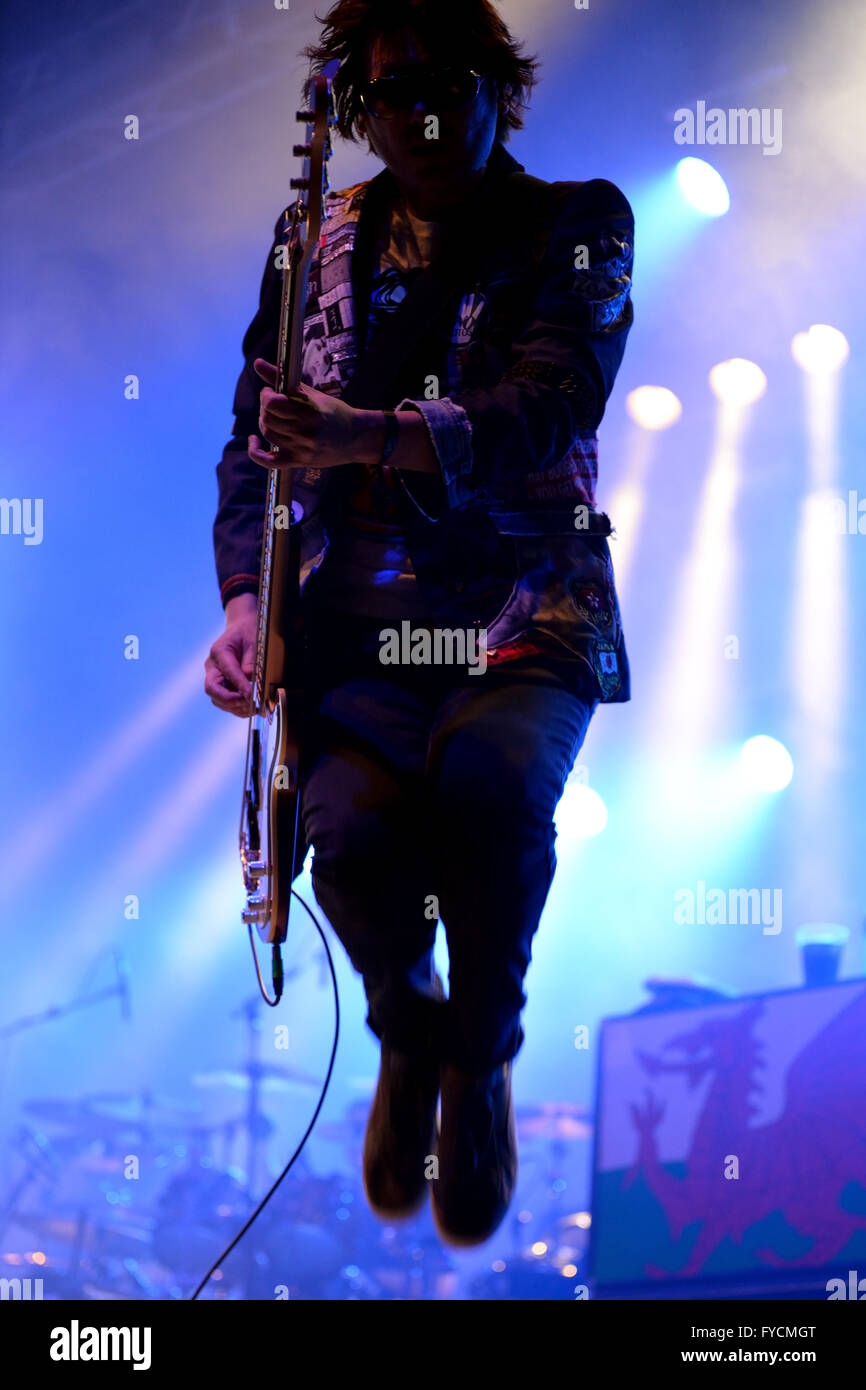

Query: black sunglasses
[360,67,484,120]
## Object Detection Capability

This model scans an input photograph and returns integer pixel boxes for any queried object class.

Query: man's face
[359,31,500,208]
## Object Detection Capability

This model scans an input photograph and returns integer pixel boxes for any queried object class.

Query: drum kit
[2,965,597,1300]
[1,1077,596,1299]
[0,1077,341,1298]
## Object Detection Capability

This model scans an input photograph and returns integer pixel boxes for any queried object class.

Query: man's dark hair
[301,0,540,146]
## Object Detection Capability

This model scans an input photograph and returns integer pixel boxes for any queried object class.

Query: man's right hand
[205,592,257,716]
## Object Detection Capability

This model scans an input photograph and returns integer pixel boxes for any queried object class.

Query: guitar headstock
[288,61,338,258]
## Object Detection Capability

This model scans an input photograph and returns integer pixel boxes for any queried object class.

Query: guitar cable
[190,888,340,1300]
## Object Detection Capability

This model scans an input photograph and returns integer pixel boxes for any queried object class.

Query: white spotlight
[675,157,730,216]
[709,358,767,407]
[739,736,794,793]
[791,324,850,376]
[555,783,609,838]
[625,385,682,431]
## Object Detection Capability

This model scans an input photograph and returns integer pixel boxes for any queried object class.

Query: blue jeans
[299,610,596,1072]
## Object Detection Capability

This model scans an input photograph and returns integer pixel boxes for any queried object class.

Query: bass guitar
[238,66,335,979]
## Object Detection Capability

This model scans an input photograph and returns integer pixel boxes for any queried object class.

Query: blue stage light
[675,157,730,216]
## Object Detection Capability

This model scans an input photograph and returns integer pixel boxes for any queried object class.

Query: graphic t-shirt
[309,198,445,619]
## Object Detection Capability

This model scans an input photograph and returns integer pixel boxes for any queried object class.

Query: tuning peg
[289,177,309,189]
[242,893,268,924]
[293,144,312,157]
[295,109,314,122]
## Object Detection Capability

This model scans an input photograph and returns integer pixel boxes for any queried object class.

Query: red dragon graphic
[620,992,866,1277]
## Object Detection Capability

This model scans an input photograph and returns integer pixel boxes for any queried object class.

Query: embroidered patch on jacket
[570,233,633,332]
[485,635,546,667]
[451,290,487,347]
[524,440,598,502]
[301,321,338,389]
[325,302,345,335]
[593,640,621,697]
[569,583,612,630]
[500,359,597,425]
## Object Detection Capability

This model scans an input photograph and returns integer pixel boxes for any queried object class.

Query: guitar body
[239,68,335,946]
[245,686,298,944]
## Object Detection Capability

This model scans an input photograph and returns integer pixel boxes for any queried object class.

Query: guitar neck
[258,229,315,703]
[251,72,332,711]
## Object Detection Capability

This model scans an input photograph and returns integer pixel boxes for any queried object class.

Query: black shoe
[362,1042,441,1220]
[431,1060,518,1246]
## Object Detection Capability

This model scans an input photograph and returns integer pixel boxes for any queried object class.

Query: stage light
[0,647,211,891]
[791,324,850,375]
[556,783,609,838]
[739,736,794,792]
[675,157,730,216]
[785,324,847,911]
[625,385,682,431]
[708,358,767,406]
[644,365,754,760]
[604,412,670,597]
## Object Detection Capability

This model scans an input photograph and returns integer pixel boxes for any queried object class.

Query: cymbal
[24,1095,203,1137]
[81,1091,193,1112]
[515,1101,593,1141]
[192,1061,320,1092]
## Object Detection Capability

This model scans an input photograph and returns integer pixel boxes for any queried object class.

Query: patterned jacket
[213,142,634,702]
